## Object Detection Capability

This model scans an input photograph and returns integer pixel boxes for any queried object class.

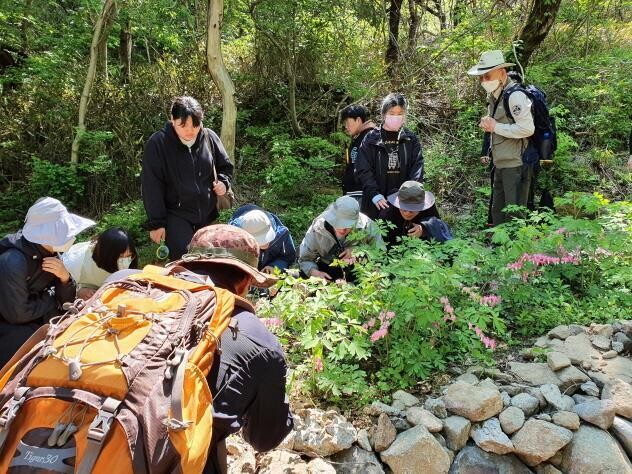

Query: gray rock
[511,419,573,466]
[556,365,590,390]
[389,416,412,432]
[425,397,448,419]
[591,323,613,339]
[448,444,533,474]
[330,446,385,474]
[259,450,308,474]
[477,378,499,392]
[391,399,407,412]
[612,332,632,353]
[602,378,632,418]
[560,395,575,411]
[534,414,552,422]
[535,465,562,474]
[307,458,336,474]
[547,352,571,371]
[456,373,479,385]
[568,324,586,335]
[471,417,514,454]
[603,349,619,359]
[591,334,612,351]
[433,432,447,448]
[406,407,443,433]
[552,411,580,430]
[501,391,512,408]
[525,386,547,409]
[357,428,373,452]
[444,381,503,422]
[597,356,632,384]
[293,409,357,457]
[226,434,257,473]
[380,425,451,474]
[540,383,566,411]
[562,333,598,365]
[469,366,515,383]
[572,393,599,405]
[612,341,625,353]
[508,362,561,387]
[372,413,397,452]
[392,390,420,408]
[580,380,600,397]
[365,401,401,416]
[560,424,632,473]
[535,335,552,348]
[500,384,528,397]
[442,415,471,451]
[549,325,571,340]
[574,399,616,430]
[611,416,632,459]
[499,406,525,435]
[511,393,540,416]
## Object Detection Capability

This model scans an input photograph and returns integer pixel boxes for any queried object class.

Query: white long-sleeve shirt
[492,89,535,139]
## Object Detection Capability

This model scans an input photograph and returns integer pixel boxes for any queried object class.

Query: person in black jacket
[355,93,424,219]
[383,181,453,247]
[0,197,95,367]
[229,204,296,272]
[340,105,376,200]
[142,96,234,260]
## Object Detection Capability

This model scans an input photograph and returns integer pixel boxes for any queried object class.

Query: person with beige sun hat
[468,50,536,226]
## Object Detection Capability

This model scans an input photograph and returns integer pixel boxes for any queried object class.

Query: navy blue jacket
[229,205,296,271]
[382,205,453,246]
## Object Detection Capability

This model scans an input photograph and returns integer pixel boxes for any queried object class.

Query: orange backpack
[0,265,249,473]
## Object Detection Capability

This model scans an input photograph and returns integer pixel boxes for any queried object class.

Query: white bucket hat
[467,50,515,76]
[22,197,96,246]
[237,210,276,246]
[324,196,360,229]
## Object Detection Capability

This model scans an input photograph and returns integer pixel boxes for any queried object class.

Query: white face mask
[52,237,76,253]
[179,136,197,148]
[481,80,501,94]
[118,256,133,271]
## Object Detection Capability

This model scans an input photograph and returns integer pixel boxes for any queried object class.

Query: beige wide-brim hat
[467,50,515,76]
[387,181,436,212]
[22,197,96,246]
[324,196,360,229]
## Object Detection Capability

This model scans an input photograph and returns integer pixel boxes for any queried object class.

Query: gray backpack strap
[0,387,30,450]
[77,397,121,474]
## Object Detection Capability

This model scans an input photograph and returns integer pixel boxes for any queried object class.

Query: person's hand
[150,228,165,244]
[480,156,490,165]
[479,116,497,133]
[375,198,389,210]
[310,269,332,281]
[213,181,227,196]
[338,248,353,260]
[77,287,96,300]
[262,266,275,274]
[407,223,424,238]
[42,257,71,284]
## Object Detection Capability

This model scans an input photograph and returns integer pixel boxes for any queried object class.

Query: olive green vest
[488,79,527,169]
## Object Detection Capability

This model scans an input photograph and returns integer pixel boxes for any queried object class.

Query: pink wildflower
[370,327,388,342]
[480,295,501,307]
[314,357,323,372]
[261,318,283,328]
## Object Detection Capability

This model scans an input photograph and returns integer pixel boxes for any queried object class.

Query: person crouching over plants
[383,181,453,247]
[298,195,384,282]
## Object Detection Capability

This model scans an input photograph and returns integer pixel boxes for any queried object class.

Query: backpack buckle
[86,398,120,443]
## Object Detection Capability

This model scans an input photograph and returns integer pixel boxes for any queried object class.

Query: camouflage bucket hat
[172,224,277,288]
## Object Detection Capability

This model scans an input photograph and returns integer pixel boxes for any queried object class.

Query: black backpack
[502,83,557,163]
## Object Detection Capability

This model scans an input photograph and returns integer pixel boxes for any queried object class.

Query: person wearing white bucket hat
[468,50,536,225]
[298,195,384,281]
[0,197,95,367]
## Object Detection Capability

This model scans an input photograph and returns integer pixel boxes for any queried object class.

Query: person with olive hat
[383,181,453,246]
[468,50,536,225]
[0,197,95,367]
[298,195,384,281]
[229,204,296,273]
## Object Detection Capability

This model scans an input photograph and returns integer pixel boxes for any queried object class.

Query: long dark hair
[92,228,138,273]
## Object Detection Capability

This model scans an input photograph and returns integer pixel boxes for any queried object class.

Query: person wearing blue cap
[0,197,95,367]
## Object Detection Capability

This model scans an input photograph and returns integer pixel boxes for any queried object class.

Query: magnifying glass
[156,239,169,260]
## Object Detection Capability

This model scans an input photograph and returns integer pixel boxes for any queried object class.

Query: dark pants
[0,322,40,369]
[165,214,205,260]
[491,165,532,225]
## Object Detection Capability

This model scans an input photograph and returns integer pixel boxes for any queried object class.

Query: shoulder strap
[203,129,219,184]
[501,83,527,123]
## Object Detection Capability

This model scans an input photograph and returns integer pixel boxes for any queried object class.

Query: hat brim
[252,226,277,246]
[387,191,436,212]
[173,255,278,288]
[324,209,358,230]
[467,62,515,76]
[23,213,96,246]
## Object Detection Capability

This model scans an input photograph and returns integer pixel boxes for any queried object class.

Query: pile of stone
[226,321,632,473]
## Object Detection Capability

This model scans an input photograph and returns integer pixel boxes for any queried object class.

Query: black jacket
[342,126,375,194]
[0,232,77,325]
[141,122,234,229]
[382,205,453,246]
[355,126,424,218]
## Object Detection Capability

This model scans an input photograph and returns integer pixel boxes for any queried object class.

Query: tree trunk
[97,2,117,81]
[515,0,563,67]
[70,0,117,164]
[119,18,132,83]
[285,55,303,136]
[406,0,420,56]
[21,0,33,52]
[206,0,237,162]
[385,0,403,71]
